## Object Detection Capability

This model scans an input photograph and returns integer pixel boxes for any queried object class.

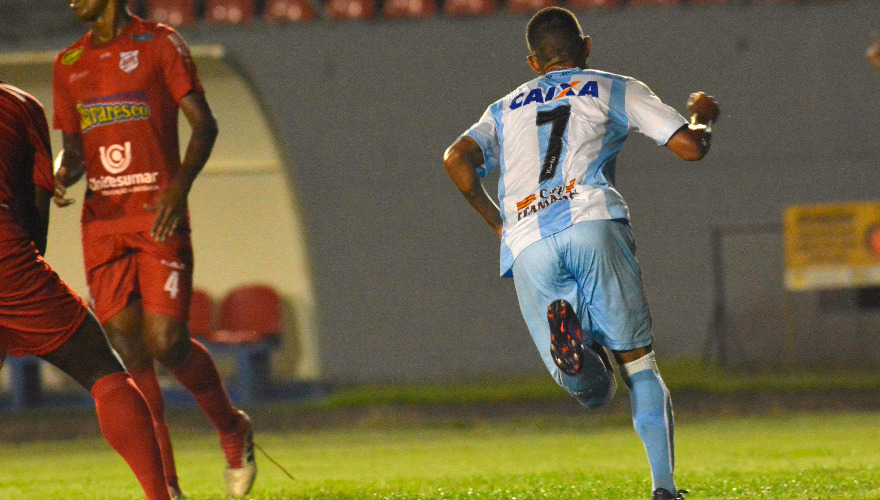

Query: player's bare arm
[665,92,720,161]
[146,91,218,242]
[53,132,86,207]
[444,136,504,238]
[867,34,880,71]
[30,187,52,255]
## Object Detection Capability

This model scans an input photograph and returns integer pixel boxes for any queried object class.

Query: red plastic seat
[325,0,377,20]
[264,0,317,22]
[212,284,283,343]
[188,289,216,339]
[443,0,496,17]
[144,0,197,26]
[205,0,255,23]
[567,0,620,9]
[627,0,680,5]
[383,0,435,19]
[505,0,554,14]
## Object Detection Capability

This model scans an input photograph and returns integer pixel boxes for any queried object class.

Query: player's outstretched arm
[444,136,503,238]
[666,92,720,161]
[29,187,52,255]
[147,91,218,242]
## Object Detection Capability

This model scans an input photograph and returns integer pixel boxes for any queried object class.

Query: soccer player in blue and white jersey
[443,7,719,500]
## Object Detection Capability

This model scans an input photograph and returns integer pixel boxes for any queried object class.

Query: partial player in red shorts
[0,80,172,500]
[51,0,256,497]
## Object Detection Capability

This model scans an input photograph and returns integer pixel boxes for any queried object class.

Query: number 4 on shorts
[164,270,180,299]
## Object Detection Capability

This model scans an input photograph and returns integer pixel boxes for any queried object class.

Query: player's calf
[547,299,616,408]
[620,351,677,495]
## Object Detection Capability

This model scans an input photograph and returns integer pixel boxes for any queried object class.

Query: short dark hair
[526,7,585,68]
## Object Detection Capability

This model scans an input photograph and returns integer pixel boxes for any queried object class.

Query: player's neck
[542,62,580,74]
[91,8,132,46]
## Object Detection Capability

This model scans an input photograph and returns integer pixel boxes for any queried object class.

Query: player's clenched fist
[686,92,720,125]
[866,34,880,71]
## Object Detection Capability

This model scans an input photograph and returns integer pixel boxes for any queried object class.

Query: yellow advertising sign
[784,202,880,291]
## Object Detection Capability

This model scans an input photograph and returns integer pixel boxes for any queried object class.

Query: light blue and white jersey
[463,68,687,277]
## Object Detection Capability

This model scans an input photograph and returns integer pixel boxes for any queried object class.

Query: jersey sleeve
[624,79,687,146]
[462,102,502,177]
[158,30,204,102]
[25,96,55,194]
[52,55,81,134]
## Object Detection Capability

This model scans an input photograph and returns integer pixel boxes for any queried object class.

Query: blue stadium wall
[3,0,880,382]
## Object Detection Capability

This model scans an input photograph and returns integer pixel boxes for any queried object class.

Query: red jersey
[52,16,203,236]
[0,82,89,356]
[0,82,55,231]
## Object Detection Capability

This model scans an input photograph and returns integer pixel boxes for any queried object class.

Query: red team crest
[119,50,139,73]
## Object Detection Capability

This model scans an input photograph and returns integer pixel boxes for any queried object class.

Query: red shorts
[82,228,194,324]
[0,215,89,358]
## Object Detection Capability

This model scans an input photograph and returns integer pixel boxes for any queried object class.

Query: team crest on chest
[119,50,139,73]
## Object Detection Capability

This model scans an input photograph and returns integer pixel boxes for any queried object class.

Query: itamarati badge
[119,50,139,73]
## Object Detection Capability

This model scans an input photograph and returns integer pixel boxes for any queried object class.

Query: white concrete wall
[0,49,319,390]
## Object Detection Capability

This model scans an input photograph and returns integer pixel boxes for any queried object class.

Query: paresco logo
[99,142,132,174]
[510,81,599,110]
[77,101,150,132]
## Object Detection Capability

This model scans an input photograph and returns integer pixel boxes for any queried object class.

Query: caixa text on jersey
[509,81,599,110]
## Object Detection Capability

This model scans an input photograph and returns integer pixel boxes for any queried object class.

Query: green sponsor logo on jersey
[61,48,84,66]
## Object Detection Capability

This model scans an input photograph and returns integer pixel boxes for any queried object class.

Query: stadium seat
[383,0,436,20]
[505,0,554,15]
[205,0,255,23]
[144,0,197,26]
[325,0,377,20]
[566,0,620,9]
[443,0,496,17]
[199,284,283,402]
[188,289,216,339]
[215,283,283,343]
[627,0,680,6]
[264,0,317,22]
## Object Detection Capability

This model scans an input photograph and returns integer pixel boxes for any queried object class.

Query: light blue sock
[620,352,676,493]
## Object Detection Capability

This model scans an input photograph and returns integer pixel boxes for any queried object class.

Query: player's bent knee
[41,313,126,390]
[144,322,190,368]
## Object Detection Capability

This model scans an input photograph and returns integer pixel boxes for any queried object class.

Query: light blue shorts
[512,219,654,374]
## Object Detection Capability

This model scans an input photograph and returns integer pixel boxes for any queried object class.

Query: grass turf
[0,411,878,499]
[301,361,880,409]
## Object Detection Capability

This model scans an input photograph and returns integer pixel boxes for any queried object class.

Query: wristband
[689,114,713,134]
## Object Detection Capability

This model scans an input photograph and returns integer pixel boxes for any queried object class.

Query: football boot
[220,411,257,498]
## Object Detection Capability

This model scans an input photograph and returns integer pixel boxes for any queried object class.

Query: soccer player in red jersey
[0,80,172,500]
[52,0,256,497]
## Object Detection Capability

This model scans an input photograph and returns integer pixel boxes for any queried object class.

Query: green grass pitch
[0,411,878,499]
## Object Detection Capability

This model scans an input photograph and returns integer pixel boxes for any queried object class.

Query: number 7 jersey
[462,68,687,277]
